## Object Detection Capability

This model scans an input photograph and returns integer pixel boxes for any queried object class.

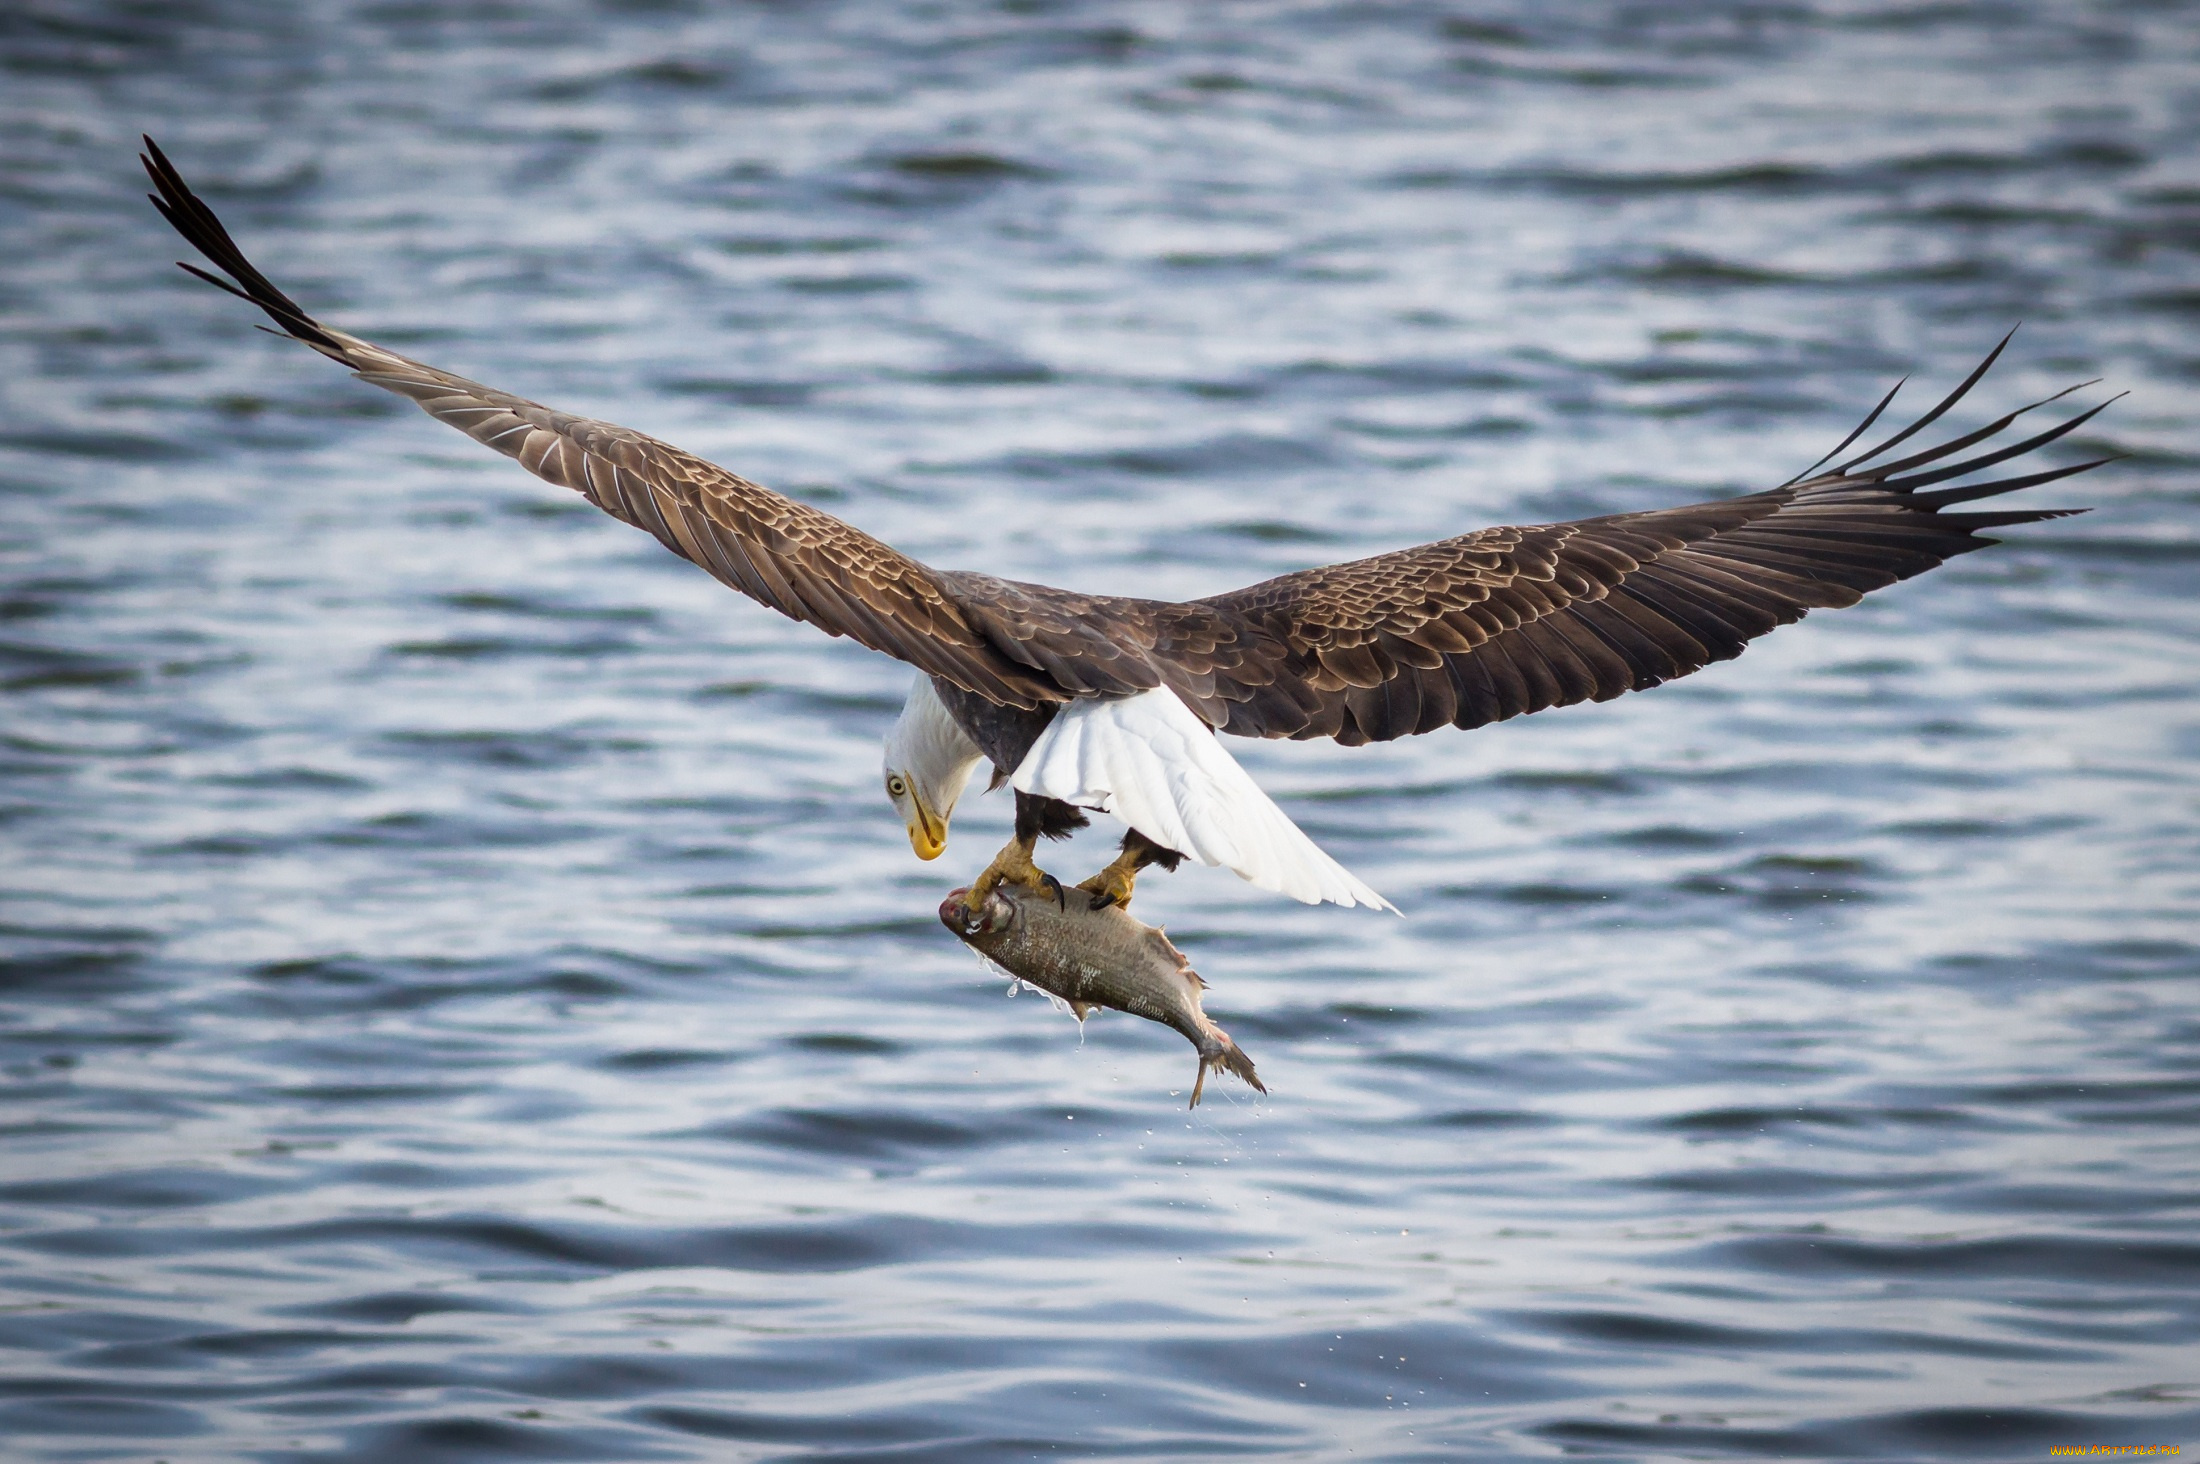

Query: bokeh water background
[3,3,2198,1459]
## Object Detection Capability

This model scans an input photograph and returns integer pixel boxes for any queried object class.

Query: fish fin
[1153,927,1204,988]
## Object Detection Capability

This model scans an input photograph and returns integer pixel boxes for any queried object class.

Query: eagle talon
[1039,872,1068,910]
[968,838,1053,910]
[1075,862,1139,912]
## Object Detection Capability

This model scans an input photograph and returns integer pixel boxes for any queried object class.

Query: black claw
[1039,872,1068,910]
[1084,886,1119,912]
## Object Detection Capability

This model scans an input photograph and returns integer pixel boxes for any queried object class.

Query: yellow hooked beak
[905,796,947,861]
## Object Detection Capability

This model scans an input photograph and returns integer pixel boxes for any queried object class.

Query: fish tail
[1189,1030,1264,1108]
[1218,1034,1264,1095]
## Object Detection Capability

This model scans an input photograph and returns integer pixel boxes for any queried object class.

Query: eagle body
[930,675,1058,781]
[900,676,1393,909]
[141,138,2108,917]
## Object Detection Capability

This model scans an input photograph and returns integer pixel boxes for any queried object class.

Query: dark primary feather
[147,138,2104,751]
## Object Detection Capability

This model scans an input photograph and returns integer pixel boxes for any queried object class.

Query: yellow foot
[1075,860,1138,912]
[967,841,1065,909]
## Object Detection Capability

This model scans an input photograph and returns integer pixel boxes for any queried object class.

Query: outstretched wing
[147,139,2107,744]
[141,137,1126,711]
[1150,335,2110,744]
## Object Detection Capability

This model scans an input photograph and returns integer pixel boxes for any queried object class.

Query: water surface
[2,2,2197,1459]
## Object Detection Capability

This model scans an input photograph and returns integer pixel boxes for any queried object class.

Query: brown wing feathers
[142,138,1068,711]
[147,137,2104,750]
[1175,344,2105,745]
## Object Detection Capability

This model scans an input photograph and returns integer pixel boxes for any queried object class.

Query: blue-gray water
[3,3,2197,1460]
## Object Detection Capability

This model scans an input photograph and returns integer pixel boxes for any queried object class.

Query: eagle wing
[142,139,1156,712]
[1144,337,2111,745]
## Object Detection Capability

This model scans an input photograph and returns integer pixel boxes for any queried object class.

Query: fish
[939,884,1265,1107]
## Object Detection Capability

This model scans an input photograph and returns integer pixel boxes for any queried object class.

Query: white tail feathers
[1012,687,1395,913]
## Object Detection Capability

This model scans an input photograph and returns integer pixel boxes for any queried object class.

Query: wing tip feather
[142,135,347,358]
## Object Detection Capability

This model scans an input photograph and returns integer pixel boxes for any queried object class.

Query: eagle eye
[887,775,907,798]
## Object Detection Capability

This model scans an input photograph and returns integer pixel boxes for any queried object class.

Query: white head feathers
[883,674,984,821]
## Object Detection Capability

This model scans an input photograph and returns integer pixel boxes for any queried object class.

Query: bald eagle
[143,140,2108,917]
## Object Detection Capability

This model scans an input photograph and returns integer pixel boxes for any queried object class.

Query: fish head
[939,886,1011,937]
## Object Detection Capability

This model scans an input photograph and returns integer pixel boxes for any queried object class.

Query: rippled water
[3,2,2198,1459]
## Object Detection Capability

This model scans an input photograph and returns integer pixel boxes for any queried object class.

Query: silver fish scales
[940,885,1264,1107]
